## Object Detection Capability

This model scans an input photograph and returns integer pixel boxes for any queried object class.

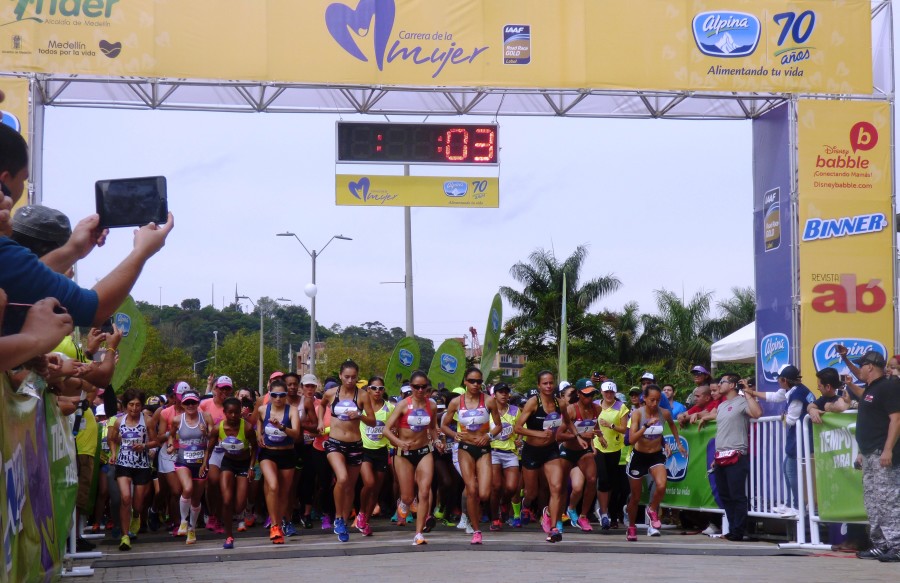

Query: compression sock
[512,502,522,518]
[179,496,191,522]
[190,505,201,528]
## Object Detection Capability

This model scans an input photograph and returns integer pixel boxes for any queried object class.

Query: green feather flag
[559,274,568,382]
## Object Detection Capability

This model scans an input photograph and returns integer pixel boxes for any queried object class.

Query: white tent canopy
[711,322,756,364]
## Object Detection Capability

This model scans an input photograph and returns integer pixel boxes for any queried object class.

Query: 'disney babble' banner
[797,100,894,382]
[0,0,872,94]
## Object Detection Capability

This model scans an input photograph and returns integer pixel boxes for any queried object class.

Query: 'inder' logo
[664,435,688,482]
[326,0,396,71]
[398,348,414,367]
[760,333,790,383]
[440,353,458,374]
[443,181,467,197]
[692,11,760,58]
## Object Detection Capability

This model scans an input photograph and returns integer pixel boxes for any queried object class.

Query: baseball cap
[600,381,617,392]
[215,375,233,388]
[777,364,802,381]
[401,384,412,395]
[629,386,642,395]
[301,373,318,386]
[558,380,572,391]
[690,365,709,375]
[591,370,603,377]
[174,381,191,399]
[269,371,284,381]
[525,388,540,400]
[181,391,200,404]
[853,351,886,369]
[574,378,594,392]
[95,404,106,417]
[493,382,511,393]
[146,396,160,408]
[640,372,655,381]
[452,387,466,395]
[324,381,339,390]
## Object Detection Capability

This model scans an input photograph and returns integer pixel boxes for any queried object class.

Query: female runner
[357,376,394,536]
[440,367,502,544]
[166,390,213,545]
[514,370,568,542]
[488,382,522,530]
[253,378,301,544]
[204,397,257,549]
[317,360,376,542]
[560,380,606,532]
[594,381,629,529]
[108,389,157,551]
[385,370,443,545]
[625,384,686,541]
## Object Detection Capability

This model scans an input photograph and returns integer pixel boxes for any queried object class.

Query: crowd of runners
[93,362,707,551]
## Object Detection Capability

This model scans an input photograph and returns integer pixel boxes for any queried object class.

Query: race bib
[101,440,110,451]
[543,412,562,432]
[183,445,204,462]
[575,419,596,434]
[220,436,244,453]
[334,400,359,421]
[408,409,431,432]
[121,437,141,449]
[460,409,489,431]
[498,422,514,441]
[265,424,287,443]
[365,420,385,439]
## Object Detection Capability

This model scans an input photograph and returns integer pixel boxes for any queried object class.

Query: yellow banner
[0,77,30,209]
[336,175,498,208]
[797,100,893,380]
[0,0,872,94]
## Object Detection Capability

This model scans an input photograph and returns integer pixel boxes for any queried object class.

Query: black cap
[525,388,540,400]
[853,350,886,369]
[629,386,642,395]
[493,382,511,393]
[777,365,801,381]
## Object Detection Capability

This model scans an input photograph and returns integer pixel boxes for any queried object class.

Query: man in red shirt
[677,385,715,426]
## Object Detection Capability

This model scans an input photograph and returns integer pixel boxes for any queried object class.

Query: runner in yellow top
[594,381,629,530]
[488,382,522,530]
[357,376,394,536]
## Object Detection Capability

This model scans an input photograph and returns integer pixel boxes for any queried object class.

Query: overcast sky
[41,109,754,348]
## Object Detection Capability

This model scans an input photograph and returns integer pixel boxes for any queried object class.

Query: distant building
[499,353,527,378]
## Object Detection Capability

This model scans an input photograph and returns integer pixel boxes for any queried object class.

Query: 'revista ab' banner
[0,0,872,94]
[796,100,894,383]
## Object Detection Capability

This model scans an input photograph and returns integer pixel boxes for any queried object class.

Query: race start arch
[0,2,895,575]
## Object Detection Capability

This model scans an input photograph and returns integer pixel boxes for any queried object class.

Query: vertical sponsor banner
[0,375,68,582]
[797,101,893,380]
[752,104,794,394]
[812,413,866,522]
[427,339,466,391]
[639,423,718,510]
[0,77,30,209]
[479,293,502,378]
[384,336,420,396]
[110,296,148,390]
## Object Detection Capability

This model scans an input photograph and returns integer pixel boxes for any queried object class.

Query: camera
[737,382,745,389]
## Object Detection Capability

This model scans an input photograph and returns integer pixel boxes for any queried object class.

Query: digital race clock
[336,122,499,165]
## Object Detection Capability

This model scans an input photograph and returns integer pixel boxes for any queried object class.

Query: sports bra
[263,403,294,447]
[640,407,664,439]
[331,388,361,421]
[218,419,250,454]
[572,403,598,435]
[458,393,490,434]
[526,395,562,432]
[176,414,206,465]
[398,397,432,432]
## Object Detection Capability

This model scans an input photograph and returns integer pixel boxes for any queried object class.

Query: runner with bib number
[166,391,213,546]
[358,376,394,536]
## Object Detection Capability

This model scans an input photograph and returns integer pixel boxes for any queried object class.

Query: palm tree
[710,286,756,340]
[642,289,715,371]
[500,245,620,359]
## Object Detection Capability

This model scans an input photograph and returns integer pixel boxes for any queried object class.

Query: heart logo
[325,0,395,70]
[99,40,122,59]
[348,177,371,201]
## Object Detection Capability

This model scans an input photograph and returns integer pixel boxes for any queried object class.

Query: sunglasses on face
[369,386,385,390]
[410,384,428,391]
[466,378,484,384]
[270,392,287,398]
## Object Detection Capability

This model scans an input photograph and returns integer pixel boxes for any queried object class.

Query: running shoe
[547,527,562,543]
[186,528,197,545]
[456,513,470,531]
[623,505,630,527]
[414,533,428,546]
[301,515,313,529]
[593,501,602,523]
[129,515,140,536]
[577,516,593,532]
[282,520,298,537]
[356,512,368,534]
[223,536,234,549]
[423,515,436,533]
[206,515,219,531]
[600,514,611,530]
[647,525,661,537]
[90,523,101,534]
[397,501,409,525]
[176,520,189,536]
[264,517,272,529]
[244,514,256,528]
[106,520,115,530]
[441,517,458,527]
[541,507,551,534]
[410,498,418,514]
[647,509,662,530]
[626,526,638,542]
[511,517,522,529]
[321,515,332,530]
[701,523,721,536]
[118,534,131,551]
[361,523,373,537]
[334,517,350,543]
[406,514,414,525]
[565,508,579,525]
[471,531,483,545]
[270,524,284,545]
[237,521,247,532]
[490,519,503,532]
[521,508,533,526]
[434,507,445,520]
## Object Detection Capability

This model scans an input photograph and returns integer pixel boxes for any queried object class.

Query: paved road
[70,522,897,582]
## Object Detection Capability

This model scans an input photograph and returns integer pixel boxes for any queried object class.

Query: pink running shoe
[471,531,483,545]
[206,516,219,531]
[647,509,661,530]
[541,507,551,534]
[577,516,593,532]
[626,526,638,542]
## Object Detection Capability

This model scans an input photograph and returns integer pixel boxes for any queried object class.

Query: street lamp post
[277,232,351,377]
[236,295,291,393]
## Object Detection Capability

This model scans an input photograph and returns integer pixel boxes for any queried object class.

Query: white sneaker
[701,523,721,536]
[647,525,661,537]
[623,505,630,528]
[592,501,602,523]
[780,508,798,518]
[772,504,788,514]
[456,514,470,531]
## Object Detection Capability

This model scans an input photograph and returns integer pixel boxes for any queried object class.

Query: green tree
[211,330,281,390]
[319,336,393,381]
[641,289,716,376]
[121,325,194,394]
[501,245,620,359]
[710,286,756,340]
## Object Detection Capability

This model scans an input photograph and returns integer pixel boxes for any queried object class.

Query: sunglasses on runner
[465,378,484,384]
[369,385,385,390]
[270,392,287,398]
[410,384,428,391]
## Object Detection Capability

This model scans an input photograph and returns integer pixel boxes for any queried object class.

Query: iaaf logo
[692,11,760,58]
[760,333,790,383]
[812,274,886,314]
[325,0,489,78]
[816,122,878,169]
[813,339,885,379]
